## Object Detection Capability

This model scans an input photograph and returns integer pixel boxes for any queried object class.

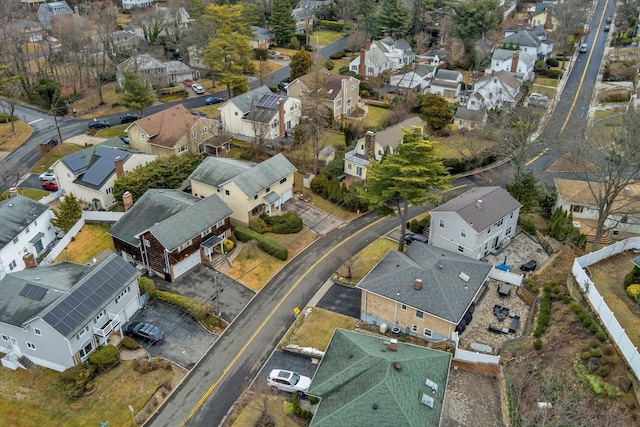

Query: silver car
[267,369,311,396]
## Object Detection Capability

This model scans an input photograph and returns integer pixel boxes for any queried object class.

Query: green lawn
[336,237,398,284]
[55,224,114,264]
[7,188,50,200]
[533,77,559,88]
[30,143,84,174]
[329,56,356,73]
[530,85,556,99]
[323,130,345,148]
[312,30,344,46]
[357,105,392,129]
[95,124,128,138]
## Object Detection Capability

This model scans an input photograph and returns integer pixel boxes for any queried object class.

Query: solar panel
[64,152,88,172]
[255,93,282,109]
[19,283,47,301]
[83,148,129,187]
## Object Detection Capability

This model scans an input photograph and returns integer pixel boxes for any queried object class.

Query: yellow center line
[525,148,549,166]
[180,214,388,426]
[559,4,608,134]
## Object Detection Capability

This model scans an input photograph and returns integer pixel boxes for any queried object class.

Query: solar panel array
[43,256,136,337]
[82,148,127,187]
[255,93,282,109]
[64,151,88,173]
[19,283,47,301]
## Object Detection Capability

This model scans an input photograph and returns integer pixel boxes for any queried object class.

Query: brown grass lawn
[230,394,302,427]
[0,359,178,427]
[70,82,133,120]
[530,84,556,99]
[251,59,286,76]
[588,251,640,348]
[430,131,495,159]
[3,188,50,201]
[0,121,32,151]
[328,56,357,74]
[293,172,358,221]
[336,237,398,285]
[55,225,114,264]
[533,77,559,88]
[30,143,84,174]
[280,307,358,351]
[312,31,344,46]
[227,229,318,291]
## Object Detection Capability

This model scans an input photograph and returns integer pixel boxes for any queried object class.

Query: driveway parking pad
[283,198,344,236]
[314,283,361,319]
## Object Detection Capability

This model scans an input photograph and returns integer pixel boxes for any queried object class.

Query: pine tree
[50,193,82,233]
[374,0,409,37]
[271,0,296,47]
[120,72,155,116]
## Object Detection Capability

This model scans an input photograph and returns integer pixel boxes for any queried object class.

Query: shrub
[249,217,269,234]
[318,20,344,31]
[603,345,615,356]
[222,238,234,253]
[582,317,593,327]
[626,283,640,299]
[546,57,559,67]
[330,50,345,59]
[521,218,536,235]
[533,339,542,350]
[59,364,97,398]
[590,347,603,357]
[0,112,16,123]
[261,212,303,234]
[324,60,334,70]
[309,395,319,404]
[138,276,157,296]
[88,344,119,372]
[533,326,543,338]
[598,366,610,377]
[581,351,591,360]
[234,226,288,260]
[570,303,583,315]
[121,336,140,350]
[623,266,640,287]
[589,324,599,334]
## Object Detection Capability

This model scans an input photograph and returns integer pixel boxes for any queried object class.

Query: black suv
[119,113,138,124]
[88,119,110,130]
[125,322,164,344]
[404,233,428,245]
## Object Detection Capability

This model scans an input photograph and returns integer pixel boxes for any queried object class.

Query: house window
[9,260,17,271]
[201,227,212,238]
[336,99,342,107]
[34,328,42,336]
[356,166,362,176]
[510,212,514,218]
[458,245,464,253]
[460,228,467,238]
[79,340,94,358]
[198,144,204,153]
[254,194,258,200]
[347,98,352,106]
[140,133,146,139]
[506,226,512,235]
[401,304,407,311]
[439,219,445,228]
[423,328,433,337]
[13,237,18,244]
[144,239,150,247]
[26,342,36,350]
[280,177,287,184]
[178,240,192,251]
[495,219,504,227]
[178,145,188,153]
[411,325,418,333]
[1,335,9,342]
[106,187,112,195]
[571,205,583,213]
[216,220,224,228]
[225,190,230,196]
[351,84,356,90]
[348,164,352,170]
[235,112,238,116]
[191,131,197,138]
[25,226,30,233]
[265,187,270,193]
[272,120,279,129]
[415,310,424,319]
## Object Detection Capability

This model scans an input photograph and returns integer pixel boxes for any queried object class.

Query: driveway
[282,198,345,236]
[312,281,361,319]
[127,299,217,369]
[256,350,319,391]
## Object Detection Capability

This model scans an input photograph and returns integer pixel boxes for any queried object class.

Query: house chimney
[544,7,553,30]
[365,39,371,51]
[389,338,398,351]
[476,199,483,209]
[123,191,133,211]
[23,252,37,269]
[510,50,520,73]
[114,156,124,179]
[264,20,269,30]
[278,98,285,137]
[364,131,375,159]
[358,48,366,76]
[8,187,18,198]
[414,279,423,290]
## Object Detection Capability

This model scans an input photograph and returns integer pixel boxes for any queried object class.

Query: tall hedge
[260,213,303,234]
[234,226,288,260]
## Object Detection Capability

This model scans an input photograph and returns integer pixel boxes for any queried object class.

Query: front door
[9,336,20,353]
[493,235,499,249]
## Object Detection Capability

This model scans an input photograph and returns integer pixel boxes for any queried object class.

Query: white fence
[489,267,524,286]
[454,348,501,365]
[38,190,61,204]
[572,237,640,381]
[83,210,125,223]
[41,216,85,264]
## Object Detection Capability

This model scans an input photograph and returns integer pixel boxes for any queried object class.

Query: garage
[172,251,201,280]
[281,187,293,203]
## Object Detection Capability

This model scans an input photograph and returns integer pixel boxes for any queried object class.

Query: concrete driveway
[126,299,217,370]
[256,350,319,391]
[282,198,345,236]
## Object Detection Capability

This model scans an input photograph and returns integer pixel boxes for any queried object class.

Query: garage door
[281,187,293,203]
[124,296,140,322]
[172,251,201,279]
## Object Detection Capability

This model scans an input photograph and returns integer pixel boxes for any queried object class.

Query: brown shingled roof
[294,68,346,101]
[136,104,199,148]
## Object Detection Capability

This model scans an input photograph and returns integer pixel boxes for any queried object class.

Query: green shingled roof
[308,329,451,427]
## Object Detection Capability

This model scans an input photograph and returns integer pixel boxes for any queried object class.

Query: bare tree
[333,243,360,283]
[0,159,27,191]
[554,0,588,69]
[246,380,278,426]
[299,64,331,173]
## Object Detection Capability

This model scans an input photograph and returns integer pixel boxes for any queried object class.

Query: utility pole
[209,269,221,320]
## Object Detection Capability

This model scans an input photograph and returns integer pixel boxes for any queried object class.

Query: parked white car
[192,83,205,94]
[39,171,56,181]
[267,369,311,396]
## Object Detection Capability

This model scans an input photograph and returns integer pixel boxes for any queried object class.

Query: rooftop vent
[414,279,423,290]
[438,263,444,269]
[394,362,402,371]
[459,272,470,282]
[476,199,483,209]
[372,403,379,410]
[425,378,438,393]
[421,393,434,408]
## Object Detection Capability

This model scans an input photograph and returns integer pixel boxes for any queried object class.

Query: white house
[0,196,57,279]
[52,137,156,211]
[429,186,522,260]
[0,254,141,372]
[427,69,463,100]
[500,27,554,60]
[466,71,523,111]
[485,49,536,81]
[218,86,301,142]
[122,0,154,9]
[389,64,436,92]
[349,38,415,77]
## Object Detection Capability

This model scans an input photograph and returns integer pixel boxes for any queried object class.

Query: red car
[42,181,58,191]
[183,79,193,87]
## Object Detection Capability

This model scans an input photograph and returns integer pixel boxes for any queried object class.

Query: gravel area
[442,367,503,427]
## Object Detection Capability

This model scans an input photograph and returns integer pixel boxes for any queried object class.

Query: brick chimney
[358,48,366,76]
[365,39,371,51]
[23,252,37,269]
[544,7,553,30]
[364,131,375,159]
[123,191,133,211]
[414,279,423,290]
[114,156,124,179]
[278,98,285,137]
[8,187,18,198]
[510,50,520,73]
[389,338,397,351]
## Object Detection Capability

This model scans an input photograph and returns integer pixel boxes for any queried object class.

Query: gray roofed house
[486,49,536,81]
[110,189,233,282]
[428,69,463,99]
[429,186,522,259]
[37,1,73,29]
[467,71,524,111]
[188,154,297,226]
[500,27,553,60]
[453,107,487,130]
[357,243,493,340]
[0,254,142,372]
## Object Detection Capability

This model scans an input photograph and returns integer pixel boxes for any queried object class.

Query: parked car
[579,43,588,53]
[205,96,224,105]
[120,136,130,145]
[88,119,110,130]
[604,25,610,32]
[39,171,56,181]
[119,113,138,124]
[404,233,428,245]
[277,82,289,92]
[191,110,208,118]
[267,369,311,396]
[125,322,164,344]
[183,79,194,87]
[606,16,612,24]
[41,181,58,191]
[192,83,205,94]
[520,260,537,272]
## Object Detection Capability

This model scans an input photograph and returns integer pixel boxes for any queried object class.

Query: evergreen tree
[271,0,295,47]
[505,172,541,213]
[120,72,155,116]
[374,0,410,37]
[50,193,82,233]
[419,94,453,130]
[290,48,313,80]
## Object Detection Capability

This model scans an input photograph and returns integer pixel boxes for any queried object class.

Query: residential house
[12,20,44,43]
[21,0,48,6]
[287,69,360,122]
[530,2,557,31]
[131,6,192,39]
[466,71,524,111]
[389,64,436,92]
[188,154,297,226]
[356,243,493,341]
[292,7,314,35]
[0,196,57,279]
[500,27,554,60]
[453,108,487,130]
[343,116,424,180]
[0,254,141,372]
[308,329,451,427]
[429,186,522,259]
[125,104,219,157]
[37,1,73,29]
[427,69,463,100]
[485,49,535,81]
[122,0,154,9]
[349,38,415,77]
[116,54,198,89]
[218,86,301,142]
[106,29,140,53]
[554,178,640,243]
[250,26,274,49]
[109,190,233,282]
[52,137,156,211]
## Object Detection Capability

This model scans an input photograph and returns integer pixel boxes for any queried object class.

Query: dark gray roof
[357,244,492,323]
[454,107,485,122]
[0,196,49,250]
[108,189,201,247]
[188,153,297,198]
[228,85,274,114]
[41,254,140,338]
[435,69,461,81]
[395,38,412,52]
[500,29,541,48]
[148,194,232,251]
[431,186,522,232]
[0,261,87,328]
